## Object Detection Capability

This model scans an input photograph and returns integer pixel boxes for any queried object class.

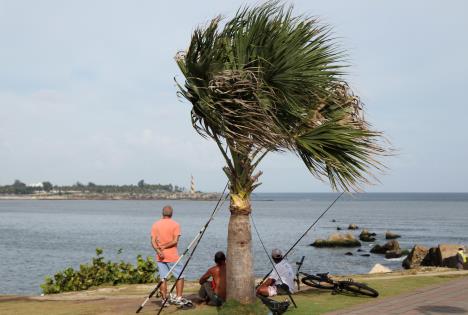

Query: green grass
[1,274,466,315]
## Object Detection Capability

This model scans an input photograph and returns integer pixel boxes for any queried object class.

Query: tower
[190,175,195,194]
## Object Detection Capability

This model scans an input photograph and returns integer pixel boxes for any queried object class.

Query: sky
[0,0,467,192]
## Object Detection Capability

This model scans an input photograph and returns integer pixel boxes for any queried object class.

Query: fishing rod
[257,192,344,287]
[251,214,297,308]
[156,191,229,314]
[135,183,228,314]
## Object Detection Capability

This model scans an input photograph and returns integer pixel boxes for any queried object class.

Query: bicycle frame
[294,256,305,291]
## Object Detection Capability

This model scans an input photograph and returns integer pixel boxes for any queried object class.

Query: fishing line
[257,192,344,286]
[251,214,297,308]
[156,187,229,314]
[136,182,228,313]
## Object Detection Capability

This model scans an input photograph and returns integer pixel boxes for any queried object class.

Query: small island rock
[359,229,376,242]
[385,231,401,240]
[371,240,400,254]
[348,223,359,230]
[311,233,361,248]
[385,250,403,259]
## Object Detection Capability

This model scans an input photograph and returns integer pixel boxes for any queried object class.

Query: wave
[384,255,407,262]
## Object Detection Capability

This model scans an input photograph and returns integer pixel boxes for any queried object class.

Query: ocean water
[1,193,467,295]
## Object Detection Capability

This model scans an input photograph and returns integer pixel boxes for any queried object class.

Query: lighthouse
[190,175,195,194]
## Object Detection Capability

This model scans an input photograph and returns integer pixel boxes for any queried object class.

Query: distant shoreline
[0,192,222,201]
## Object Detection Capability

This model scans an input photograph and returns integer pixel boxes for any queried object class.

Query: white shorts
[267,285,278,297]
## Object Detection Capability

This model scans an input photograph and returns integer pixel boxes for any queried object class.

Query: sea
[1,193,467,295]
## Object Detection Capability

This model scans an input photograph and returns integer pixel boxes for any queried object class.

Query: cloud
[0,0,467,192]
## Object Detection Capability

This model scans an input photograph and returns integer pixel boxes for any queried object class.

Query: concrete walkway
[325,276,468,315]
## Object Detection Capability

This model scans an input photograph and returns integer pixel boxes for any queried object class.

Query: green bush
[40,248,159,294]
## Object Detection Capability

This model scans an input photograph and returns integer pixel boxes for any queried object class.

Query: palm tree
[175,2,387,304]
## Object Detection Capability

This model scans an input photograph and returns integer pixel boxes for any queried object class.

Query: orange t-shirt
[151,218,181,262]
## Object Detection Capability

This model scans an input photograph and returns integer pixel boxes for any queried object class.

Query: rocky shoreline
[0,192,222,201]
[311,220,467,272]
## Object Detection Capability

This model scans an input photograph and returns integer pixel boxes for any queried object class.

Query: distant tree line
[0,179,185,195]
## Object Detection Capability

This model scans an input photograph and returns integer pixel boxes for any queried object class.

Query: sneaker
[168,293,178,305]
[174,296,185,306]
[160,298,169,308]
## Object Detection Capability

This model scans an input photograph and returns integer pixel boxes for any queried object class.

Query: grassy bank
[1,270,467,315]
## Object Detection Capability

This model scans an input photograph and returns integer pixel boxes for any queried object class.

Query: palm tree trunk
[226,193,255,303]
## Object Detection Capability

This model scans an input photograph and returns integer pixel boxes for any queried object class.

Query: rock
[385,250,403,259]
[361,254,370,257]
[401,249,410,256]
[361,229,376,236]
[311,233,362,248]
[360,235,375,242]
[421,247,438,266]
[371,240,400,254]
[359,229,376,242]
[331,219,336,223]
[385,231,401,239]
[369,264,392,274]
[345,252,353,256]
[336,226,342,230]
[357,249,364,252]
[402,245,429,269]
[436,244,464,268]
[348,224,359,230]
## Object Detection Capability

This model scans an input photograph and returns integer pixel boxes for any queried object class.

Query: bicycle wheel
[301,275,335,290]
[340,281,379,297]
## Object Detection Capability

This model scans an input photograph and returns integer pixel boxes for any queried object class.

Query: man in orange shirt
[151,205,185,306]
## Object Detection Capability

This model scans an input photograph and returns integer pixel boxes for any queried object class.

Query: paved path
[325,277,468,315]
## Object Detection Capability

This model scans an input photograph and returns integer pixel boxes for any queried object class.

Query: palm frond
[175,1,388,192]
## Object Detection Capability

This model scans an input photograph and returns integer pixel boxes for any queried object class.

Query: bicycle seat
[316,272,329,277]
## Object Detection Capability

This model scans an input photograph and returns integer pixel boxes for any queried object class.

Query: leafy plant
[40,248,159,294]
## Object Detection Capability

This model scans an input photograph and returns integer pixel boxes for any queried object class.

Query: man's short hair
[459,247,465,251]
[214,251,226,264]
[162,205,173,217]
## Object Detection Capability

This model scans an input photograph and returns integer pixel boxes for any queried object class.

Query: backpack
[257,295,290,315]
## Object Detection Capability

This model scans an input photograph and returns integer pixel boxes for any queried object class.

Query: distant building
[28,182,44,188]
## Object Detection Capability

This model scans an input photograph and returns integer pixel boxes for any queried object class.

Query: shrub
[40,248,158,294]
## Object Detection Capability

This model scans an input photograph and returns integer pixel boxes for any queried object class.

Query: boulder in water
[348,223,359,230]
[345,252,353,256]
[361,254,371,257]
[385,250,403,259]
[359,229,376,242]
[385,231,401,239]
[369,264,392,274]
[311,233,361,248]
[331,219,336,223]
[402,245,429,269]
[336,226,342,231]
[371,240,400,254]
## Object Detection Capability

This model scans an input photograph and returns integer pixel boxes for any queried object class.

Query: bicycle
[300,272,379,297]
